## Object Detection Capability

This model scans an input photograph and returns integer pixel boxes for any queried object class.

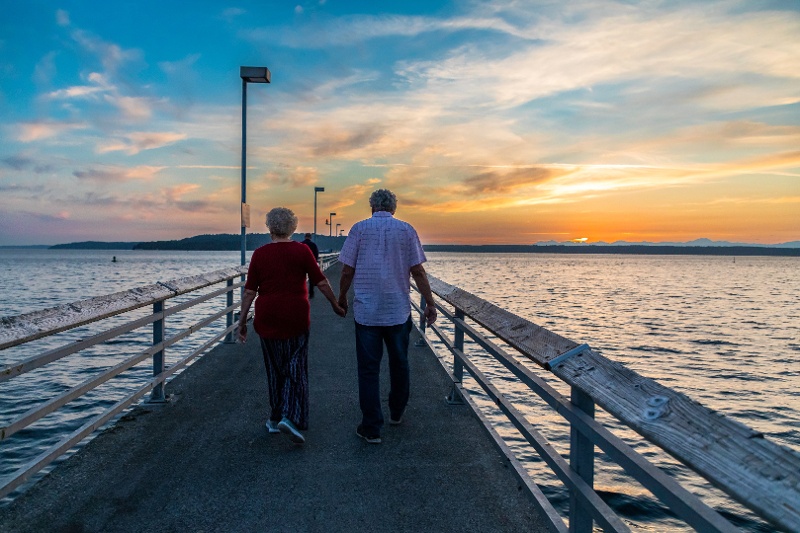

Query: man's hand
[337,294,349,317]
[424,304,437,326]
[332,302,346,317]
[237,322,248,343]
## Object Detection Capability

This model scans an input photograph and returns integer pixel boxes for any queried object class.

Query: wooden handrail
[0,266,247,351]
[426,274,800,532]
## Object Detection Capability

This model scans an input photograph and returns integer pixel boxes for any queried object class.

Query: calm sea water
[424,252,799,532]
[1,249,798,531]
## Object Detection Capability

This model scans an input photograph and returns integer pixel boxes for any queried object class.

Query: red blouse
[245,241,326,339]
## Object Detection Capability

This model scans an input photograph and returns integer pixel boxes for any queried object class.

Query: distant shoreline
[424,245,800,256]
[2,238,799,257]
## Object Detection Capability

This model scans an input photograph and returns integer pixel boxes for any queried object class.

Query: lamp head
[240,66,271,83]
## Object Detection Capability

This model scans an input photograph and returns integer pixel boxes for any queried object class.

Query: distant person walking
[301,232,320,299]
[337,189,437,444]
[239,207,345,445]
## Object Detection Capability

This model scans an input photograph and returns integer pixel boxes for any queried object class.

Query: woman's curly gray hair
[369,189,397,212]
[266,207,298,238]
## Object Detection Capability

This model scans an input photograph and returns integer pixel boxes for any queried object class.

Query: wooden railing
[0,266,248,499]
[412,275,800,533]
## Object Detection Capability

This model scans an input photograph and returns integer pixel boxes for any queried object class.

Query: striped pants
[259,332,310,430]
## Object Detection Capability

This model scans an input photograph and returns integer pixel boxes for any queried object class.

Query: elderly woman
[238,207,345,444]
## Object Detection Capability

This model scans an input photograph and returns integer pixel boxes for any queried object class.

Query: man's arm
[338,264,355,315]
[410,263,437,325]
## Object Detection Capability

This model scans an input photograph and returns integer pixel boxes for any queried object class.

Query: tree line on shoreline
[41,234,800,256]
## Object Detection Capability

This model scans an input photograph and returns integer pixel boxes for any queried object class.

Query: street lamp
[329,212,337,237]
[239,66,271,267]
[335,223,341,236]
[313,186,324,241]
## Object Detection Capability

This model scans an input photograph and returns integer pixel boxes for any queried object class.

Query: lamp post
[239,66,271,267]
[329,212,337,237]
[313,186,324,241]
[335,223,341,237]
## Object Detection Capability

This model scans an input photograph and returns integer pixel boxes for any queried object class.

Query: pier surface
[0,264,547,532]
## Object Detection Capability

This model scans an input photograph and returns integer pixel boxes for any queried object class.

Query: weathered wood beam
[427,275,800,532]
[0,266,247,351]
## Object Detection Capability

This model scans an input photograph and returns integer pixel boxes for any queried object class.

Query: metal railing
[319,252,339,271]
[0,266,248,499]
[412,275,800,533]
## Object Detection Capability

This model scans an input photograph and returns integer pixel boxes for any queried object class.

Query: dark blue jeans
[354,315,413,435]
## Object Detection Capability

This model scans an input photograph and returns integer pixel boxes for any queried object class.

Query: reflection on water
[1,250,797,531]
[424,252,799,532]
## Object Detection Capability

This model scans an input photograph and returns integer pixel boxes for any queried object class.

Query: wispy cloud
[15,121,88,142]
[73,165,166,182]
[96,132,187,155]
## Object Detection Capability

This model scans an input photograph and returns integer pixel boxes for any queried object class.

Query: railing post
[414,296,427,347]
[569,386,595,533]
[149,300,166,403]
[224,278,234,343]
[446,308,465,405]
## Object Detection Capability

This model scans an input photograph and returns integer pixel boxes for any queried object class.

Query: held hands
[337,295,349,317]
[331,301,346,317]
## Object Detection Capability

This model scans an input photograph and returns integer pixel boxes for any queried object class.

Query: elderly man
[338,189,437,444]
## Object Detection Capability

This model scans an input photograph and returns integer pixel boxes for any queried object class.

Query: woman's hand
[237,322,248,343]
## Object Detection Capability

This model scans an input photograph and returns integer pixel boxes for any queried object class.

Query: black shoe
[356,425,382,444]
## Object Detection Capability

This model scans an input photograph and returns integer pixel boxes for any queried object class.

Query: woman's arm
[238,288,257,343]
[317,278,346,317]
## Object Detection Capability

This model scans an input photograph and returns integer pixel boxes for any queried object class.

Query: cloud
[73,165,165,182]
[258,166,320,189]
[2,155,35,170]
[96,132,187,155]
[462,167,556,194]
[34,51,59,85]
[15,121,88,142]
[0,182,46,193]
[70,29,143,74]
[221,8,245,22]
[1,154,55,174]
[327,179,382,210]
[244,12,531,48]
[56,9,70,27]
[103,94,153,119]
[310,125,385,157]
[163,183,201,201]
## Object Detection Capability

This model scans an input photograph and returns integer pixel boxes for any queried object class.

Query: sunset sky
[1,0,798,246]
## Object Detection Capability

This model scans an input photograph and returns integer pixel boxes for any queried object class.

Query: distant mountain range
[534,238,800,248]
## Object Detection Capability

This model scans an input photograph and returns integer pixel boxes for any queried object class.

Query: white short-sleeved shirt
[338,211,427,326]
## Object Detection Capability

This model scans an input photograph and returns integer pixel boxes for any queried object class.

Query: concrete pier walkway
[0,264,547,532]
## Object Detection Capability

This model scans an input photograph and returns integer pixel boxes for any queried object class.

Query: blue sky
[1,0,798,245]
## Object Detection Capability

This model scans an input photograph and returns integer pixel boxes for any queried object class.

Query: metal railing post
[149,300,166,403]
[569,386,595,533]
[446,308,465,404]
[224,278,234,343]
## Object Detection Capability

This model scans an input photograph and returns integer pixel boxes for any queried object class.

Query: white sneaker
[277,418,305,444]
[266,419,280,434]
